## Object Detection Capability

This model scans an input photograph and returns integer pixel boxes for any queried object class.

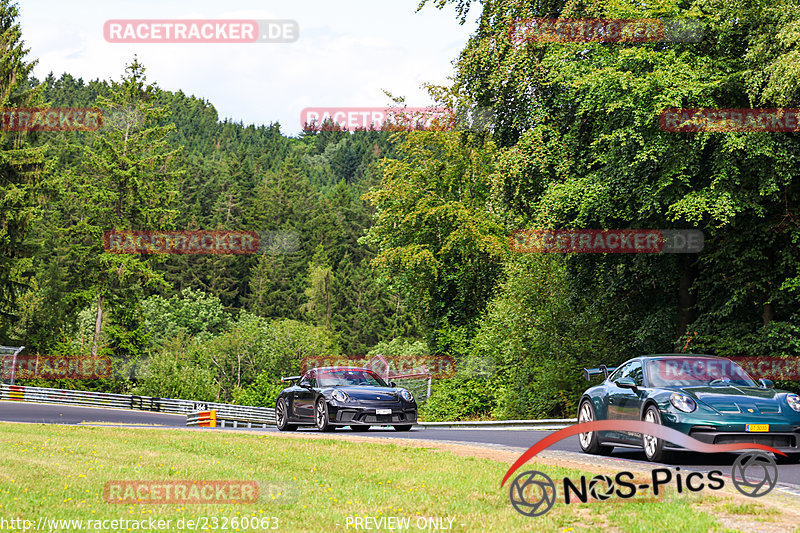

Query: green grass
[0,424,773,532]
[720,502,778,516]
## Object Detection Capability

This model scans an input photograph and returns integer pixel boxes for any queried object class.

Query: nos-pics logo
[503,421,781,517]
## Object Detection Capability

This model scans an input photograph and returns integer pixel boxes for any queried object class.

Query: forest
[2,0,800,420]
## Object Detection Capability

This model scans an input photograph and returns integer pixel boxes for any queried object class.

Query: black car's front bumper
[329,403,417,426]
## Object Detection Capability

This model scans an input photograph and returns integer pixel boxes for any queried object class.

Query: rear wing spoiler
[281,375,301,383]
[583,365,616,382]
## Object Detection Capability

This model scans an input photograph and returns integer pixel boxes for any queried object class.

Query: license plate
[746,424,769,432]
[375,408,392,415]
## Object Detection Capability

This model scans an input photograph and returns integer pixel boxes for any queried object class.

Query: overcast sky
[18,0,482,136]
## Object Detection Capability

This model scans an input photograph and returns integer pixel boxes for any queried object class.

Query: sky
[18,0,483,136]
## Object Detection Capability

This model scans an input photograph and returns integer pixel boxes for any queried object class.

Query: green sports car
[578,354,800,463]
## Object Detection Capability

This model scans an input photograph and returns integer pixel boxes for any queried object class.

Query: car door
[607,360,645,442]
[293,371,318,420]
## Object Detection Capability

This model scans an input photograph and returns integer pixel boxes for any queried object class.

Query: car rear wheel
[350,425,370,432]
[578,399,613,455]
[393,425,413,431]
[643,405,666,462]
[315,399,335,432]
[275,398,297,431]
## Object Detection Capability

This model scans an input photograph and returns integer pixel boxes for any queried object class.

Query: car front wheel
[643,405,666,462]
[275,398,297,431]
[315,399,335,432]
[578,399,613,455]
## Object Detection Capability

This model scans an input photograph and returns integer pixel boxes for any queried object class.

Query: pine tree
[0,0,47,340]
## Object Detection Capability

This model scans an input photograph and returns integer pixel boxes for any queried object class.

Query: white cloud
[19,0,481,135]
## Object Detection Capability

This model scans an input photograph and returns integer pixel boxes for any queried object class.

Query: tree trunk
[675,255,698,350]
[91,294,104,358]
[325,271,332,330]
[763,302,774,326]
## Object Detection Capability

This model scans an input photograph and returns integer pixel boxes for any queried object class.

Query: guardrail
[188,409,274,429]
[0,384,276,426]
[1,384,565,430]
[417,418,577,430]
[187,410,217,427]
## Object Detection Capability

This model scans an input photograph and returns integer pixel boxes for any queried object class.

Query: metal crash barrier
[187,410,217,427]
[0,384,276,427]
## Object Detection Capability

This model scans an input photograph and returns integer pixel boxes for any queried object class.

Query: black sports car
[275,366,418,432]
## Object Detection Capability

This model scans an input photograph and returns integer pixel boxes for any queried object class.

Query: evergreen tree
[0,0,47,340]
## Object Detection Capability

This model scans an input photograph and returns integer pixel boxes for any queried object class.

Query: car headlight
[787,393,800,413]
[670,392,697,413]
[399,389,414,403]
[332,390,348,402]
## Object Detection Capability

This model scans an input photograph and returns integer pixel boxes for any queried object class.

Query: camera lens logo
[508,471,556,517]
[731,451,778,497]
[588,474,614,501]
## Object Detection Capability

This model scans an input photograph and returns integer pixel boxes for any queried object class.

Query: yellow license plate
[746,424,769,432]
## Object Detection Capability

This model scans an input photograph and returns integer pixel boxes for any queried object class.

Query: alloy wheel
[578,401,594,449]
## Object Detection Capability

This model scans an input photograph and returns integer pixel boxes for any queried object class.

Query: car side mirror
[759,378,774,389]
[616,377,638,390]
[299,381,312,389]
[389,381,396,387]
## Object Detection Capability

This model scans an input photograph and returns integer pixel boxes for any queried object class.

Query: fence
[0,383,275,426]
[1,384,576,430]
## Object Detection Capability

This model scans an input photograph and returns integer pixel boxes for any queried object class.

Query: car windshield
[315,369,388,388]
[646,358,757,387]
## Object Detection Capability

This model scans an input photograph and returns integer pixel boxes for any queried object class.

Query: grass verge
[0,423,796,532]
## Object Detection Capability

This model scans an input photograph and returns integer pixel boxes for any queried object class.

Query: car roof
[638,354,725,360]
[308,366,376,373]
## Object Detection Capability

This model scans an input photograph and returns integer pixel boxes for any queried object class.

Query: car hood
[330,386,400,400]
[678,386,785,414]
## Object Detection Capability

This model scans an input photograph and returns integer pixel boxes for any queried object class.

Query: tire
[349,425,371,432]
[642,405,666,462]
[393,425,413,431]
[578,399,613,455]
[315,399,335,432]
[275,398,297,431]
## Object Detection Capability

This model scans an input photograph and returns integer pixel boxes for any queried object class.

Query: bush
[467,253,614,419]
[419,376,499,421]
[232,372,285,408]
[134,334,218,401]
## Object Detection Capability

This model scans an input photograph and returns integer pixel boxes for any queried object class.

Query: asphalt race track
[2,401,798,492]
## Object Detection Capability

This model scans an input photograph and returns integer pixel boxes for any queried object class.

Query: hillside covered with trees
[3,0,800,420]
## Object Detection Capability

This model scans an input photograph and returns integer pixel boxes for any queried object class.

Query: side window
[624,361,644,386]
[609,361,643,386]
[608,362,631,383]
